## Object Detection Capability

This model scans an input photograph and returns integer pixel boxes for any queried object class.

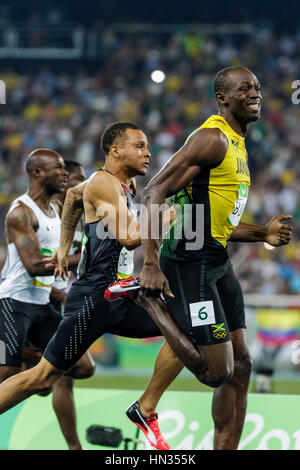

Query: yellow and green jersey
[160,115,251,263]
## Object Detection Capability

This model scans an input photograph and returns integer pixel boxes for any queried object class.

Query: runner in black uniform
[44,171,161,372]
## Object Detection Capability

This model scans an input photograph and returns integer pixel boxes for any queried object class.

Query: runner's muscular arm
[6,205,55,277]
[59,180,87,259]
[142,128,228,265]
[44,180,88,279]
[229,221,266,242]
[85,172,140,250]
[139,128,228,297]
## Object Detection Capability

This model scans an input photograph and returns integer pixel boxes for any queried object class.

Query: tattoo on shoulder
[73,186,85,196]
[72,182,86,198]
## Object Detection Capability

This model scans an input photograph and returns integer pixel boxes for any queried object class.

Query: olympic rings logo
[213,331,227,340]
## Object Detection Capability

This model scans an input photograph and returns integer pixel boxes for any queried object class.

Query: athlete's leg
[210,261,251,449]
[0,357,62,414]
[0,366,21,383]
[111,302,182,450]
[27,306,95,450]
[21,350,94,451]
[212,328,252,450]
[114,295,232,397]
[65,350,96,379]
[108,298,185,412]
[22,346,43,364]
[119,297,232,451]
[50,350,95,451]
[51,351,96,450]
[137,341,183,415]
[52,375,82,450]
[137,295,234,387]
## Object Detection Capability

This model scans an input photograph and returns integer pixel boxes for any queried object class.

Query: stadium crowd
[0,24,300,295]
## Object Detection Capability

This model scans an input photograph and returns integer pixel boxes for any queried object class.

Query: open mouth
[246,102,261,111]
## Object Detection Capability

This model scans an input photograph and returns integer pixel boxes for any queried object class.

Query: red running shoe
[126,401,171,450]
[104,276,140,302]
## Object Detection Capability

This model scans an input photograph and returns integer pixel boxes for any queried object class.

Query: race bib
[117,247,134,279]
[33,247,56,289]
[77,234,88,278]
[227,184,249,228]
[189,301,216,327]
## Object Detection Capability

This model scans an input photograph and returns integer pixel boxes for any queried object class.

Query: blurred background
[0,0,300,393]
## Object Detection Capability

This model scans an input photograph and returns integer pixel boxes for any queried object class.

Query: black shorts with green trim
[160,255,246,346]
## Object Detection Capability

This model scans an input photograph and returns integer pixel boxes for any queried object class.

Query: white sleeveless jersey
[0,193,61,305]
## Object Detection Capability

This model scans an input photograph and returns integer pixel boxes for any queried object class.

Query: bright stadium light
[151,70,165,83]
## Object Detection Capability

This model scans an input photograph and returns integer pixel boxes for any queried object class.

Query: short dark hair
[64,160,82,174]
[213,66,252,96]
[101,122,140,155]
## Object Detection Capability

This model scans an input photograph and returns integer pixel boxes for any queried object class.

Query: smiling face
[114,128,151,177]
[216,68,262,125]
[42,154,69,194]
[26,149,69,195]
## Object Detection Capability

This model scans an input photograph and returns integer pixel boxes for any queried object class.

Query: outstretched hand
[264,214,292,247]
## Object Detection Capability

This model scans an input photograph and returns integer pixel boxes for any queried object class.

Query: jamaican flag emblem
[231,138,239,150]
[211,323,227,340]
